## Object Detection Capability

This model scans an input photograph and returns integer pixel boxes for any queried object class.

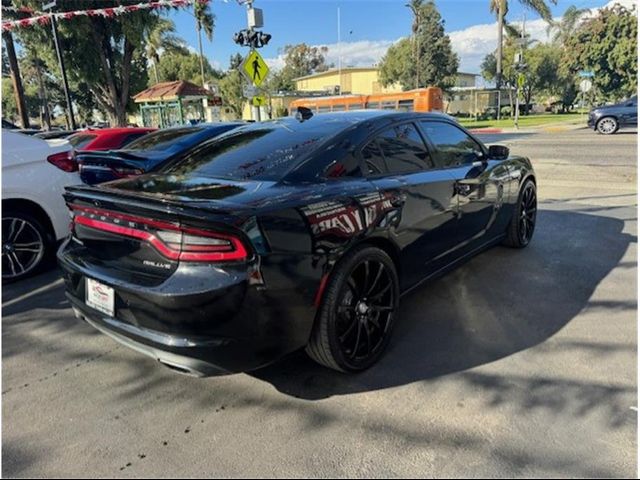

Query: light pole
[43,0,76,130]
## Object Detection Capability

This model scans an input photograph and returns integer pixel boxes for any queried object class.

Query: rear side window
[420,121,484,168]
[161,126,332,181]
[125,127,204,151]
[119,133,149,148]
[68,134,97,149]
[362,123,433,175]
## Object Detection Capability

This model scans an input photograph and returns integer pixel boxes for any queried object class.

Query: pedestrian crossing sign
[241,50,269,87]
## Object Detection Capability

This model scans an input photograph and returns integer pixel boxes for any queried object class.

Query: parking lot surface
[2,128,637,478]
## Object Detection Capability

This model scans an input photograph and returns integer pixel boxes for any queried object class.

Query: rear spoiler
[75,150,146,162]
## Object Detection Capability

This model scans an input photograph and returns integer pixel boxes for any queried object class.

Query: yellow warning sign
[252,96,266,107]
[241,49,269,87]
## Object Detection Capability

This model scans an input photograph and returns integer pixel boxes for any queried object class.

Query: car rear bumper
[69,300,227,376]
[58,240,318,375]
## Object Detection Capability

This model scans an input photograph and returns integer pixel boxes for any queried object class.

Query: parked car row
[1,123,242,282]
[4,111,537,375]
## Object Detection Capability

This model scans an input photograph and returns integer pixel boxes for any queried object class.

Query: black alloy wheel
[306,246,399,372]
[2,212,49,282]
[504,179,537,248]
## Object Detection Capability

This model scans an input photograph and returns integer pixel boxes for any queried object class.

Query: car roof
[241,110,455,134]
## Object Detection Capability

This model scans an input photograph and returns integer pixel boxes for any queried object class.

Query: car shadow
[251,209,635,400]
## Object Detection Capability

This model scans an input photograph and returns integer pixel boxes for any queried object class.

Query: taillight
[48,150,77,172]
[71,205,248,262]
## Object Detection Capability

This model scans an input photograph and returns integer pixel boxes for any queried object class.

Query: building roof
[293,67,481,83]
[133,81,212,103]
[293,66,379,82]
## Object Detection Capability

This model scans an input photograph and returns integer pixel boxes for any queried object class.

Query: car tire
[596,116,619,135]
[306,245,400,373]
[2,210,53,283]
[503,179,537,248]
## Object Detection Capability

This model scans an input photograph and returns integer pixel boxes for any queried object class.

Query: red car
[67,127,156,151]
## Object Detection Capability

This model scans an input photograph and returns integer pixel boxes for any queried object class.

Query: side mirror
[488,144,510,160]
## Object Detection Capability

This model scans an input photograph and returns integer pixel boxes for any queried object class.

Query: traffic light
[232,29,272,49]
[257,32,271,48]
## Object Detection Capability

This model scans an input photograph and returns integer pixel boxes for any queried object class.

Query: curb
[469,128,503,134]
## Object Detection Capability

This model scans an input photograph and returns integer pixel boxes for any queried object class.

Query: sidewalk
[468,121,587,135]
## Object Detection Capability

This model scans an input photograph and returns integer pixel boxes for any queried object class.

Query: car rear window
[125,127,205,152]
[160,125,332,181]
[68,134,97,149]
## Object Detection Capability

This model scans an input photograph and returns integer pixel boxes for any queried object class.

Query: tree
[481,23,540,115]
[218,55,245,119]
[2,31,30,127]
[194,0,215,86]
[490,0,556,89]
[269,44,331,92]
[155,51,220,85]
[379,1,458,91]
[547,5,588,45]
[520,43,560,113]
[564,3,637,102]
[1,77,39,123]
[146,18,187,84]
[15,1,164,126]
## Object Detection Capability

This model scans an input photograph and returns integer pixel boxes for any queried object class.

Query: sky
[168,0,636,77]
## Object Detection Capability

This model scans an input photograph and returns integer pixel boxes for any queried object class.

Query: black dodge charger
[58,111,536,375]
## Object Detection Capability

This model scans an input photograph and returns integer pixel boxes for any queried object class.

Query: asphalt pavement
[2,127,637,478]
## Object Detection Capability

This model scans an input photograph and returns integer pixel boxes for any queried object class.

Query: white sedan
[2,129,81,282]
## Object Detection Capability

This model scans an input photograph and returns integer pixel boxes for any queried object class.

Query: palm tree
[490,0,555,88]
[145,18,185,85]
[546,5,587,45]
[194,0,216,87]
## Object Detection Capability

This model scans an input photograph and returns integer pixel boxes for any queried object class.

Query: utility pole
[337,6,341,95]
[514,13,526,130]
[496,0,504,121]
[234,0,271,121]
[2,31,29,128]
[44,1,76,130]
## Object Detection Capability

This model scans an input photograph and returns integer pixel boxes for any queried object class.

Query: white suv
[2,129,81,282]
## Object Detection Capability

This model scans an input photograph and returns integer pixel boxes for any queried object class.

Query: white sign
[579,79,593,93]
[243,84,258,99]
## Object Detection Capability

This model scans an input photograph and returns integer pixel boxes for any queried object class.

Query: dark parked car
[77,123,243,184]
[58,111,536,375]
[588,96,637,134]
